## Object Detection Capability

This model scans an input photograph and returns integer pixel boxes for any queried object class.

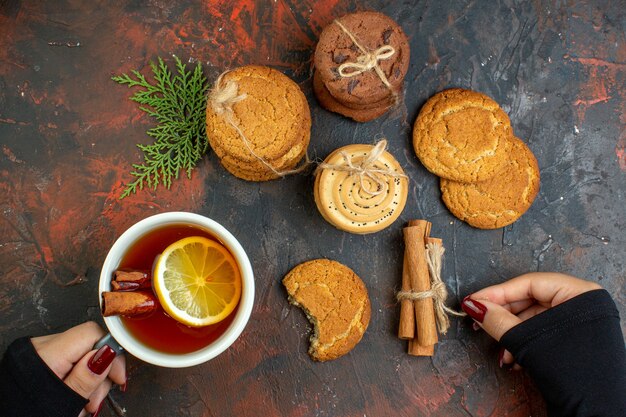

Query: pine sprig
[112,56,209,199]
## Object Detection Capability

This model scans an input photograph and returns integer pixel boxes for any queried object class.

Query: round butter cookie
[314,11,410,107]
[413,88,513,183]
[206,65,311,181]
[314,142,408,234]
[283,259,371,361]
[440,137,540,229]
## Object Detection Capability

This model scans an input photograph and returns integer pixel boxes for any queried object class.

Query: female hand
[462,272,602,367]
[30,321,126,417]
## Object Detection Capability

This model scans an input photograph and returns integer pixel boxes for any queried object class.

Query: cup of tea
[98,212,254,367]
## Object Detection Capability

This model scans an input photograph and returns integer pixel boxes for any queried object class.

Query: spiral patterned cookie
[314,142,408,234]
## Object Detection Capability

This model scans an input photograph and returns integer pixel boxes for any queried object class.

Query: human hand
[30,321,126,417]
[462,272,602,368]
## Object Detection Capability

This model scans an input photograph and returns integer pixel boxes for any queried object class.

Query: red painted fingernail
[92,401,104,417]
[472,321,481,331]
[498,348,505,368]
[88,345,116,375]
[462,298,488,323]
[120,381,127,392]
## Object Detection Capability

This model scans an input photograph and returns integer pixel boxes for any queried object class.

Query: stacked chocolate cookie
[206,65,311,181]
[413,89,540,229]
[313,11,410,122]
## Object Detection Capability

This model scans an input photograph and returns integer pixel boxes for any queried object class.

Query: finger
[85,378,112,414]
[31,322,106,379]
[469,273,601,308]
[55,322,107,364]
[497,347,516,367]
[501,299,535,314]
[517,304,549,322]
[63,345,117,399]
[107,354,127,386]
[463,298,522,341]
[502,349,515,366]
[78,409,89,417]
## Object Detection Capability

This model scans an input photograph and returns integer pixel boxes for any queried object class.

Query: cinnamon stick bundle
[398,222,464,356]
[397,220,440,356]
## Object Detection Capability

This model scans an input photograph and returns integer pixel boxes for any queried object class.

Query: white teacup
[98,212,254,368]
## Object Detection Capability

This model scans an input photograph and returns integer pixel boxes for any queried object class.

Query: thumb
[63,345,117,399]
[462,297,522,341]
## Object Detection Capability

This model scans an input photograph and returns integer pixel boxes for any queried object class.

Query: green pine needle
[112,56,209,199]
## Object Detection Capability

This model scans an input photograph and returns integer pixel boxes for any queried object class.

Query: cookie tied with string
[314,140,408,234]
[206,65,311,181]
[313,11,409,122]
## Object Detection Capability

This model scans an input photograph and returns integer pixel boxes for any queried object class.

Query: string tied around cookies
[334,19,396,89]
[396,242,466,334]
[208,71,311,177]
[316,139,407,196]
[209,73,248,115]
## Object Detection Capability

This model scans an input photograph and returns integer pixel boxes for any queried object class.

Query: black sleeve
[500,289,626,417]
[0,337,88,417]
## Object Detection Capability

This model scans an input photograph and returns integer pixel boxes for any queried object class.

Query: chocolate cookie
[283,259,371,361]
[314,11,410,107]
[440,137,540,229]
[313,70,393,122]
[413,88,513,183]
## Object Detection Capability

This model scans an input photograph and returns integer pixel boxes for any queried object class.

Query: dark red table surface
[1,1,625,416]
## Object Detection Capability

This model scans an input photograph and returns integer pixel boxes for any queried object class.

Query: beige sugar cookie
[440,137,540,229]
[413,88,513,183]
[314,142,408,234]
[218,139,308,182]
[283,259,371,361]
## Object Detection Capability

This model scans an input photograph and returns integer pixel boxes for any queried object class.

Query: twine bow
[334,19,396,88]
[396,242,466,335]
[208,71,310,177]
[209,73,247,115]
[316,139,407,196]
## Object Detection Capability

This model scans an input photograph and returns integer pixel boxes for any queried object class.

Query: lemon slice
[153,236,241,327]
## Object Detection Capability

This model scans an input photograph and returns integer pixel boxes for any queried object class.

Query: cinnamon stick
[408,339,434,356]
[426,237,442,246]
[398,221,429,339]
[102,291,157,317]
[403,221,438,348]
[398,254,415,339]
[111,270,151,291]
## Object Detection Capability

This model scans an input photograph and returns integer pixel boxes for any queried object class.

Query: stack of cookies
[314,141,408,234]
[206,65,311,181]
[413,89,540,229]
[313,11,410,122]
